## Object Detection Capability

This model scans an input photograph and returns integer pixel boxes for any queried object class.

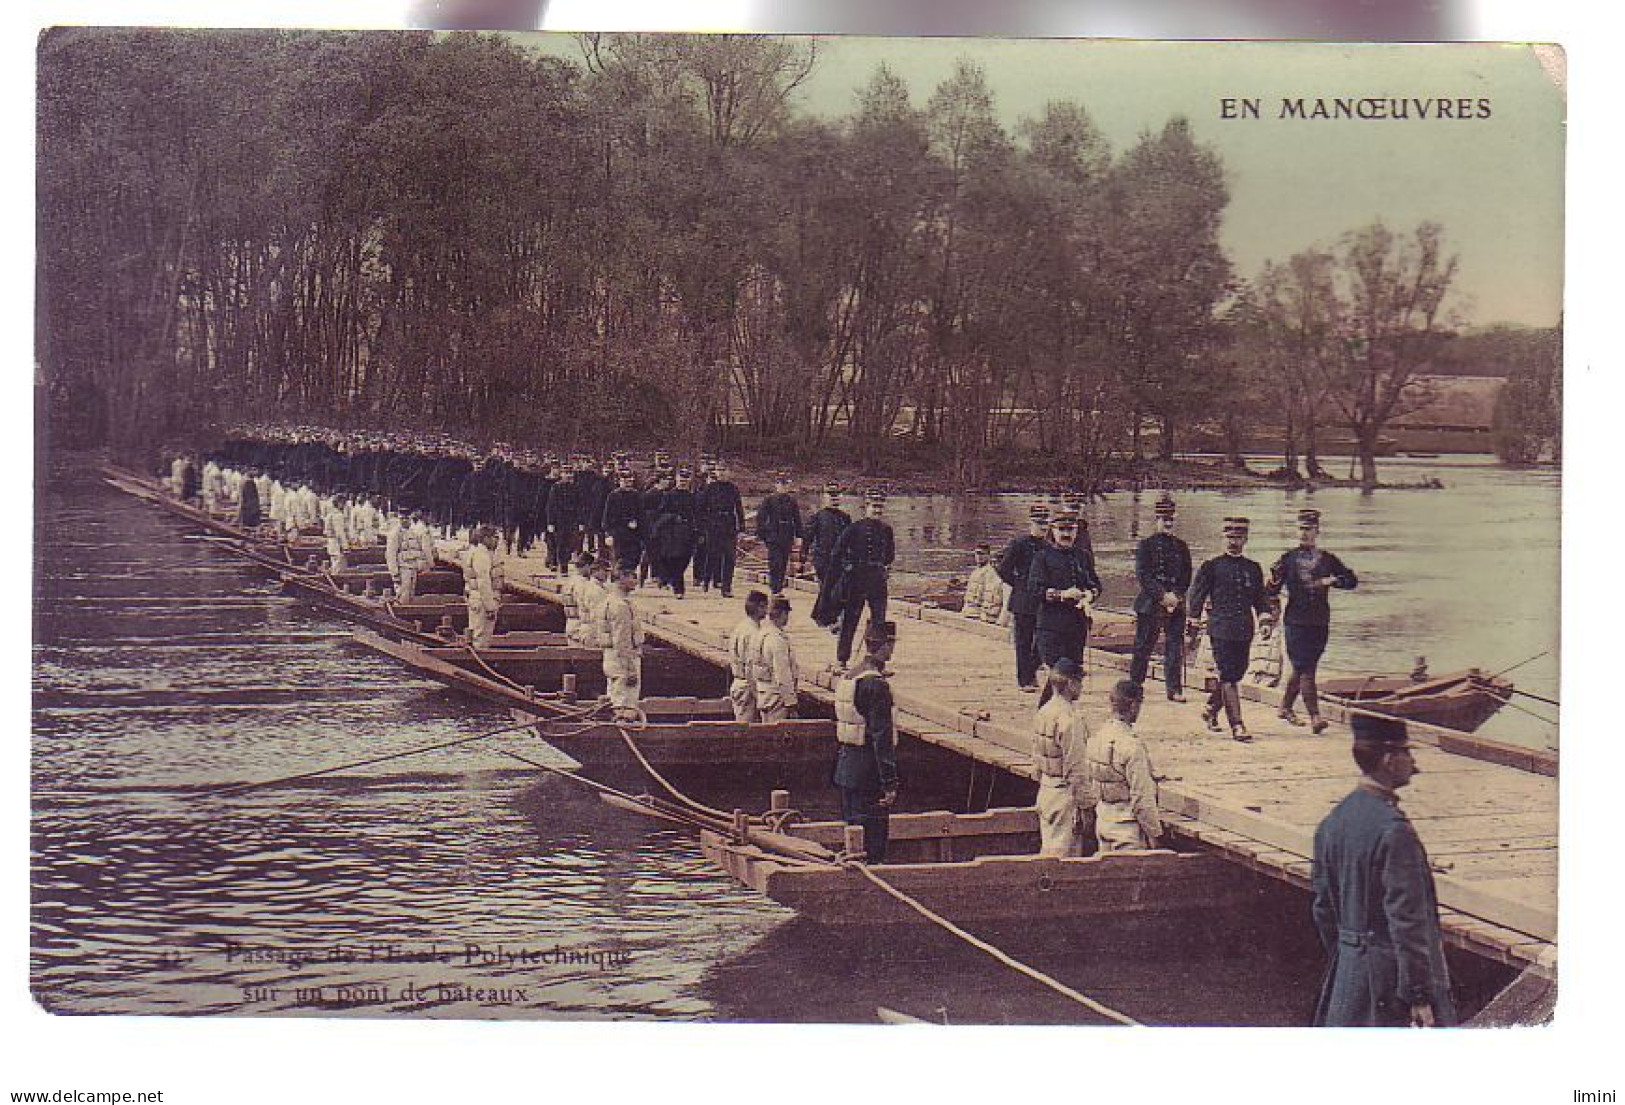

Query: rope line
[847,864,1140,1026]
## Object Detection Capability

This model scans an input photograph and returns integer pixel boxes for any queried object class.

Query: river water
[31,458,1541,1023]
[878,455,1560,750]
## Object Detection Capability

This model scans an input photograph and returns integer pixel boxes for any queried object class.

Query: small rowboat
[700,807,1262,928]
[1318,669,1515,733]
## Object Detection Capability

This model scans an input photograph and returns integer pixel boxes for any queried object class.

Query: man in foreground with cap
[1131,493,1193,702]
[1269,507,1359,734]
[1188,516,1274,741]
[1026,506,1102,705]
[754,595,800,723]
[996,503,1051,692]
[1085,680,1164,851]
[832,620,900,864]
[961,543,999,621]
[755,472,803,595]
[597,568,646,722]
[830,490,896,671]
[463,525,502,648]
[1031,656,1093,857]
[1311,714,1454,1027]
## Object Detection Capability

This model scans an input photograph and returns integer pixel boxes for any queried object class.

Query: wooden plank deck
[503,553,1557,973]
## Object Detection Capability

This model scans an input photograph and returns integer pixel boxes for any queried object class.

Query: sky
[530,35,1565,329]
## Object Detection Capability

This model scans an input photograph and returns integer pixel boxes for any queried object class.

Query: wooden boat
[506,706,839,769]
[353,628,730,706]
[1318,669,1514,733]
[700,807,1262,927]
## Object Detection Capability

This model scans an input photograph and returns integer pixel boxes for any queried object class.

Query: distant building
[1391,375,1504,435]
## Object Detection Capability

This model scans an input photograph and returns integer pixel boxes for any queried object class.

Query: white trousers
[728,677,759,723]
[604,651,642,711]
[1036,777,1087,857]
[1095,800,1151,851]
[467,598,497,648]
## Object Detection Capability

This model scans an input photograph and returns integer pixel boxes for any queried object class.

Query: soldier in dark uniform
[179,455,201,505]
[237,471,263,529]
[830,490,895,670]
[996,503,1051,693]
[1187,516,1275,742]
[800,482,851,589]
[695,459,746,597]
[755,472,803,596]
[581,458,611,557]
[638,463,670,587]
[1130,493,1194,702]
[650,467,698,597]
[832,619,900,864]
[1025,506,1102,705]
[601,467,646,572]
[1312,714,1454,1027]
[1269,507,1359,734]
[690,455,714,587]
[544,463,583,572]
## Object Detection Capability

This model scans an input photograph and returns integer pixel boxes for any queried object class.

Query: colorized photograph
[33,30,1561,1026]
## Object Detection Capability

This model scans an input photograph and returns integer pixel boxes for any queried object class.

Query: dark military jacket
[756,492,803,547]
[651,488,697,558]
[1025,542,1102,633]
[996,534,1047,616]
[804,506,852,564]
[1133,532,1193,615]
[1188,554,1271,641]
[832,516,894,572]
[601,487,645,538]
[1311,784,1455,1026]
[1269,547,1358,626]
[545,477,584,531]
[695,480,746,537]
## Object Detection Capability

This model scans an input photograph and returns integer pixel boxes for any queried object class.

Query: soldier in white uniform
[575,560,610,648]
[597,569,645,720]
[727,590,769,723]
[321,495,350,571]
[1030,657,1093,857]
[961,544,998,620]
[463,526,501,648]
[561,553,596,644]
[1085,680,1164,851]
[755,595,800,723]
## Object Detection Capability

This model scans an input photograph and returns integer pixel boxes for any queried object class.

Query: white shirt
[729,616,764,680]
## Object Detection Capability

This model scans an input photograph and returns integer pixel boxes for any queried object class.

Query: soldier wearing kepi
[755,472,803,595]
[1311,714,1454,1027]
[463,525,502,649]
[1025,506,1102,705]
[1188,516,1275,742]
[1130,493,1194,702]
[996,503,1051,693]
[801,482,851,589]
[695,459,746,597]
[597,568,646,722]
[833,620,900,865]
[601,467,645,572]
[830,489,895,671]
[1269,507,1358,734]
[1030,657,1093,857]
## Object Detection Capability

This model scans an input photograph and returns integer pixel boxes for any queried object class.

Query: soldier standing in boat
[996,503,1051,693]
[464,525,502,648]
[830,490,895,672]
[1311,714,1454,1027]
[1130,493,1193,702]
[1188,516,1275,742]
[833,620,900,864]
[1269,507,1358,735]
[1030,656,1093,857]
[696,460,746,597]
[1026,506,1102,705]
[755,596,799,723]
[598,568,646,722]
[755,472,803,596]
[801,482,850,590]
[1085,680,1164,851]
[727,590,770,723]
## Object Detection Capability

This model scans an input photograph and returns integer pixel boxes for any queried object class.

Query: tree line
[37,29,1560,489]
